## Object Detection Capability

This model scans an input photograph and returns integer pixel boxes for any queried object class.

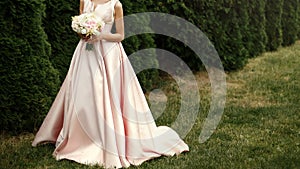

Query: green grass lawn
[1,41,300,169]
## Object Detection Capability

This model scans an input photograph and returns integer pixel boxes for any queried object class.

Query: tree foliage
[0,0,60,133]
[281,0,299,46]
[265,0,284,51]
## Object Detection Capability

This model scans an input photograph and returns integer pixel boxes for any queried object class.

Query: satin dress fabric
[32,0,189,168]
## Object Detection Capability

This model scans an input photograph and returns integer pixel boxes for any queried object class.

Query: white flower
[81,28,87,34]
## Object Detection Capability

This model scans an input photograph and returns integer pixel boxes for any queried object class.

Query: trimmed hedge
[298,3,300,38]
[0,0,60,133]
[42,0,79,80]
[215,0,249,70]
[184,0,249,70]
[121,0,159,92]
[247,0,267,57]
[150,1,204,71]
[281,0,299,46]
[265,0,284,51]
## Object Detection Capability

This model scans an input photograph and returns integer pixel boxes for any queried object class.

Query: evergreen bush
[150,1,204,72]
[247,0,267,57]
[281,0,299,46]
[265,0,284,51]
[42,0,79,80]
[298,2,300,39]
[121,0,159,92]
[0,0,60,133]
[192,0,249,70]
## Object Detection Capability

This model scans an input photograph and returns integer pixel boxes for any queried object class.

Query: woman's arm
[78,0,89,39]
[90,1,125,42]
[80,0,84,14]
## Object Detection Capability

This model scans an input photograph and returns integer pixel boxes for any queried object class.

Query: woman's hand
[78,33,90,41]
[86,34,105,43]
[78,33,101,42]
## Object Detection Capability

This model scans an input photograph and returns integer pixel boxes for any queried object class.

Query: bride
[32,0,189,168]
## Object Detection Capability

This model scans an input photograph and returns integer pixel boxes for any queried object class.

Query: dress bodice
[83,0,118,32]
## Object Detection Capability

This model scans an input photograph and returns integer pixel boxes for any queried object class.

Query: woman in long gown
[32,0,189,168]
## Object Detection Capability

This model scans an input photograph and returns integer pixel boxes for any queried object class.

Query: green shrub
[0,0,52,58]
[42,0,79,80]
[194,0,249,70]
[281,0,299,46]
[265,0,284,51]
[153,1,203,71]
[121,0,159,92]
[247,0,267,57]
[298,3,300,39]
[0,0,60,133]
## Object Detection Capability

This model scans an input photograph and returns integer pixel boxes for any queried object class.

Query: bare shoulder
[114,1,123,17]
[115,1,122,9]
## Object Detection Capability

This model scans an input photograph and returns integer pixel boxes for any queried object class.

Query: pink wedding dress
[32,0,189,168]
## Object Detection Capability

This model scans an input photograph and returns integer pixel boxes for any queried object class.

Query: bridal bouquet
[71,12,105,50]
